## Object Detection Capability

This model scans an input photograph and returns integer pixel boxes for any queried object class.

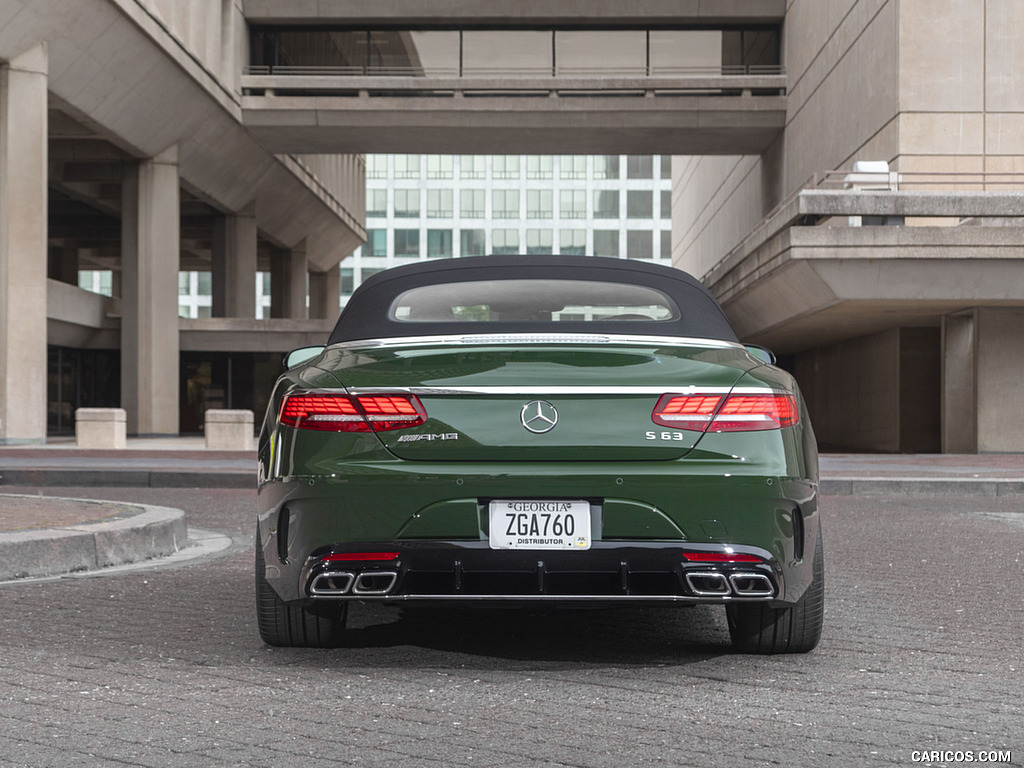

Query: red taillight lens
[652,393,798,432]
[321,552,399,562]
[682,552,763,563]
[280,394,426,432]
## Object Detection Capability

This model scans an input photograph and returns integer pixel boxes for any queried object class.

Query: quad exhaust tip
[685,570,776,598]
[309,570,398,597]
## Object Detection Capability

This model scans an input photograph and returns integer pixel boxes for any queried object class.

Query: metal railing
[244,64,785,79]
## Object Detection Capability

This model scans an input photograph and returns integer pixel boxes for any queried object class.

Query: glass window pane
[341,268,354,296]
[526,229,553,254]
[627,190,653,219]
[649,31,723,73]
[393,155,420,179]
[594,190,619,218]
[560,156,587,180]
[627,156,654,179]
[367,154,388,179]
[493,155,520,180]
[527,190,553,218]
[593,230,619,257]
[427,229,453,258]
[462,31,552,75]
[394,189,420,217]
[660,231,671,260]
[367,190,388,216]
[555,31,646,74]
[660,155,671,178]
[403,31,460,75]
[427,155,454,179]
[460,189,485,218]
[661,190,672,219]
[461,155,486,179]
[594,155,619,180]
[492,229,520,255]
[626,230,653,259]
[560,190,586,220]
[178,273,190,296]
[493,190,520,219]
[394,229,420,256]
[527,156,553,180]
[367,229,387,256]
[559,229,586,255]
[460,229,486,257]
[427,189,453,218]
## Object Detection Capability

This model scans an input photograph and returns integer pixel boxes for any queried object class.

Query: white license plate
[488,500,591,550]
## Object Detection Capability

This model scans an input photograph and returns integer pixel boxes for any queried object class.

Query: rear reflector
[280,394,426,432]
[321,552,399,562]
[682,552,763,563]
[652,393,798,432]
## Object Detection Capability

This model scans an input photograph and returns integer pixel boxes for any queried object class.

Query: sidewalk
[2,439,1023,580]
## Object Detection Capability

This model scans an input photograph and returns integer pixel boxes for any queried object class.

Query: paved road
[1,487,1021,768]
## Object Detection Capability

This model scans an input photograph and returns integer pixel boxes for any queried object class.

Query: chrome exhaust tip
[309,571,355,596]
[353,571,398,595]
[728,572,775,597]
[685,571,731,596]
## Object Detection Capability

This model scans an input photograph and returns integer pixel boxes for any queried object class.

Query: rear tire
[255,528,348,648]
[726,527,824,654]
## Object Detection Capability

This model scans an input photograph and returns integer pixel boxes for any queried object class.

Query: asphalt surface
[0,484,1020,767]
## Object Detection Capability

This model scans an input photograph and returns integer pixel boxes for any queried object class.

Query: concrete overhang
[702,191,1024,354]
[179,318,334,353]
[241,92,786,155]
[242,0,787,26]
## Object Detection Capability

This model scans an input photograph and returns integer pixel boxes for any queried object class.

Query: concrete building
[2,0,1022,452]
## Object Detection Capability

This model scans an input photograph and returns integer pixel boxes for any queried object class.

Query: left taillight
[280,394,427,432]
[652,393,798,432]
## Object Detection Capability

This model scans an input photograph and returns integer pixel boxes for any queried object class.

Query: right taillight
[652,393,798,432]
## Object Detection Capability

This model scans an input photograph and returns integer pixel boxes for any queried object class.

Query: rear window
[389,279,679,323]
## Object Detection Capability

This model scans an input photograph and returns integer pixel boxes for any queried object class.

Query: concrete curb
[820,477,1024,496]
[0,496,188,581]
[0,469,254,489]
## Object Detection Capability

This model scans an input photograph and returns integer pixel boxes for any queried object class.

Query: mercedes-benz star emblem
[521,400,558,434]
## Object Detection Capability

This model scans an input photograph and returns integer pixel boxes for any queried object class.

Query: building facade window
[560,229,586,255]
[561,156,587,180]
[593,230,619,257]
[493,155,520,179]
[492,229,520,255]
[527,156,554,179]
[492,189,520,219]
[560,190,587,219]
[626,230,653,259]
[366,229,387,257]
[594,190,619,218]
[627,190,653,219]
[367,154,388,179]
[394,189,421,218]
[659,231,671,260]
[594,155,619,179]
[461,229,486,257]
[526,229,553,254]
[427,189,453,218]
[427,155,454,179]
[461,189,485,218]
[627,155,654,179]
[394,155,420,179]
[461,155,486,179]
[527,189,553,218]
[660,190,672,219]
[427,229,453,258]
[367,189,388,216]
[394,229,420,256]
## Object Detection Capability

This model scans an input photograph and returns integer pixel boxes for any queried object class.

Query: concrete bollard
[204,409,254,450]
[75,408,127,450]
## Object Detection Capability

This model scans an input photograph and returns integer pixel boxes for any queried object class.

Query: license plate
[488,500,591,550]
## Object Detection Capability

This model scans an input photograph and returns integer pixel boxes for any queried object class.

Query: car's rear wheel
[255,528,348,648]
[726,527,824,654]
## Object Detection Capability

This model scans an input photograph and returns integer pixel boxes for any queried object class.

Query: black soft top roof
[327,255,738,344]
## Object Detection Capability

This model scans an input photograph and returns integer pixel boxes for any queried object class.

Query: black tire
[255,529,348,648]
[726,527,824,654]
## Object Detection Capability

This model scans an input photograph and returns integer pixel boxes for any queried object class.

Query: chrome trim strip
[345,385,782,397]
[329,333,742,351]
[302,593,774,603]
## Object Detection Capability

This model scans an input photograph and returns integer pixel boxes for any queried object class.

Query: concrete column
[269,242,308,319]
[309,264,341,319]
[0,44,48,444]
[211,205,257,318]
[941,310,977,453]
[943,307,1024,453]
[121,146,181,436]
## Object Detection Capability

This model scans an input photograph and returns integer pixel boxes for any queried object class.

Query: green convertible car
[256,255,823,653]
